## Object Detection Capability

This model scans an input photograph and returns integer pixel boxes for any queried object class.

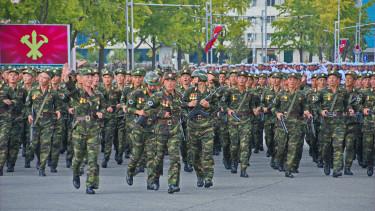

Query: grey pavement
[1,146,374,211]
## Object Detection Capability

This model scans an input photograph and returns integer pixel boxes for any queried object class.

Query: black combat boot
[332,171,342,178]
[73,176,80,189]
[183,162,193,172]
[285,171,294,178]
[344,167,353,175]
[204,180,213,188]
[66,160,72,168]
[25,160,31,168]
[126,173,133,186]
[231,161,238,174]
[7,165,14,172]
[38,169,46,176]
[50,167,58,173]
[324,163,330,176]
[86,186,95,194]
[223,159,230,170]
[168,184,180,194]
[367,167,373,177]
[240,169,249,178]
[197,177,204,187]
[101,159,108,168]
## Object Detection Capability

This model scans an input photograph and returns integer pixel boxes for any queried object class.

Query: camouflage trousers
[362,120,375,168]
[26,120,54,171]
[65,117,74,164]
[219,121,230,163]
[305,119,320,162]
[320,118,346,173]
[253,120,264,151]
[72,121,100,188]
[180,120,192,166]
[264,120,275,156]
[0,118,21,170]
[188,119,214,182]
[49,118,65,169]
[149,123,181,186]
[228,119,251,170]
[116,117,126,159]
[274,119,304,172]
[344,123,360,168]
[127,125,154,177]
[118,119,135,159]
[103,117,117,161]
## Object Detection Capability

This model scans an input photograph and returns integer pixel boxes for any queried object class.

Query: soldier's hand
[116,104,122,109]
[107,107,113,113]
[364,108,370,116]
[96,112,103,119]
[263,107,268,113]
[68,108,75,114]
[56,111,61,120]
[188,100,197,107]
[28,115,33,124]
[200,99,209,108]
[253,107,261,116]
[164,112,171,118]
[348,108,355,116]
[136,110,145,116]
[3,99,12,105]
[276,112,283,121]
[321,110,328,117]
[227,109,234,116]
[122,105,127,113]
[304,110,312,119]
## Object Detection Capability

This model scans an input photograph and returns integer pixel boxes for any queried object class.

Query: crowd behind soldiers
[0,62,374,195]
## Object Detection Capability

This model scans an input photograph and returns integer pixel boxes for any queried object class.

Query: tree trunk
[177,47,183,70]
[318,46,323,62]
[70,30,78,50]
[299,48,303,63]
[309,52,313,62]
[98,45,105,75]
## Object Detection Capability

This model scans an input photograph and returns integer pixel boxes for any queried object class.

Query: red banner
[0,24,70,65]
[204,25,223,53]
[339,39,348,55]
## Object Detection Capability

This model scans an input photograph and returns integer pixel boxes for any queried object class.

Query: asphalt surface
[1,145,374,211]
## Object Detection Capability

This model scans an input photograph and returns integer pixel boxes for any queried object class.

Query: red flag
[204,25,223,53]
[339,39,348,55]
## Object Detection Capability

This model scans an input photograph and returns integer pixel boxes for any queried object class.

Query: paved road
[1,146,374,211]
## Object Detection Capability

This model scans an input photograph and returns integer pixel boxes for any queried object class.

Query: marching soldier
[273,73,312,178]
[318,71,355,178]
[221,70,260,177]
[144,72,183,193]
[25,69,62,176]
[69,68,104,194]
[182,70,216,188]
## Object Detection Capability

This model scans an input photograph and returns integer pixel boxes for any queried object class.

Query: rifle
[29,106,36,147]
[306,117,316,138]
[218,111,241,122]
[279,115,288,134]
[187,87,222,120]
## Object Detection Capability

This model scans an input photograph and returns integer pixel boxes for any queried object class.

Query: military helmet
[191,69,208,81]
[144,71,160,86]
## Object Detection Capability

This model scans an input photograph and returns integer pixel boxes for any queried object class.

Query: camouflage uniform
[253,84,266,153]
[0,78,27,174]
[221,77,259,176]
[183,80,216,188]
[69,73,103,191]
[145,76,183,192]
[273,75,308,177]
[360,87,375,176]
[119,84,135,160]
[25,82,61,176]
[318,73,353,177]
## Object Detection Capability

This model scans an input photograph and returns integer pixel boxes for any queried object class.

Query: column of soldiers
[0,62,374,195]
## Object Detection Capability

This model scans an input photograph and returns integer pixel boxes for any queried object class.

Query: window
[267,16,275,24]
[266,33,272,41]
[247,33,257,42]
[248,16,257,25]
[267,0,275,6]
[252,0,257,7]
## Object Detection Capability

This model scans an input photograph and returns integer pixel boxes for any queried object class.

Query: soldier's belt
[326,112,344,118]
[41,112,56,118]
[235,111,251,117]
[191,115,209,121]
[75,115,92,122]
[158,118,178,126]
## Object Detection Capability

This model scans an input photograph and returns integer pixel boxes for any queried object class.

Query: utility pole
[264,0,268,63]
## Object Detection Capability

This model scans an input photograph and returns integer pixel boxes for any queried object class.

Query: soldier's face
[219,74,226,84]
[229,74,237,85]
[207,74,215,83]
[51,76,61,84]
[345,75,355,87]
[22,74,33,84]
[82,75,93,87]
[362,78,370,88]
[247,78,253,87]
[237,76,247,86]
[116,74,125,84]
[287,77,298,89]
[103,75,113,86]
[8,72,18,84]
[164,79,176,92]
[133,76,143,87]
[317,78,326,88]
[180,74,191,85]
[371,77,375,88]
[327,75,338,87]
[258,77,267,86]
[273,78,281,86]
[38,72,50,86]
